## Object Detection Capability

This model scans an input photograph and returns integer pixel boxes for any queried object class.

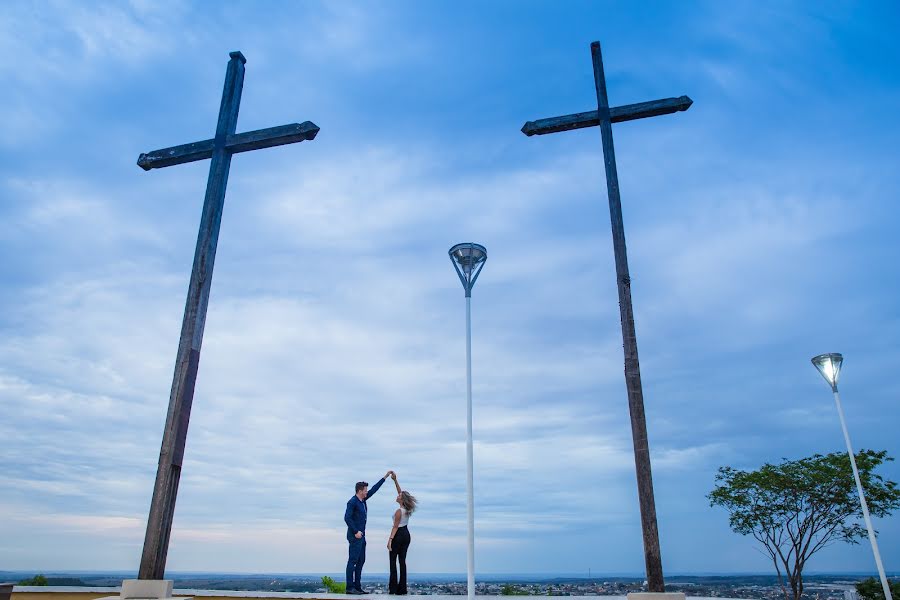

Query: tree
[857,578,900,600]
[709,450,900,600]
[501,584,529,595]
[17,575,49,586]
[320,576,345,594]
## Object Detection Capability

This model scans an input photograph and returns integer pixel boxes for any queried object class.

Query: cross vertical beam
[138,50,245,580]
[591,41,664,592]
[522,41,692,593]
[136,51,318,580]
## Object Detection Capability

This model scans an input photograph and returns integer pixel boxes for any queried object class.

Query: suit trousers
[347,535,366,590]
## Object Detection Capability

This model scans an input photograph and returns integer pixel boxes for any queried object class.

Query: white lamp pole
[450,242,487,600]
[811,353,892,600]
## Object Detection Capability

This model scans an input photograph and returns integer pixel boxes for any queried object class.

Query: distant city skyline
[1,0,899,576]
[0,570,887,600]
[0,568,900,582]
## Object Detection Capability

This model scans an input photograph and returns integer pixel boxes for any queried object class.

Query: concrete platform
[10,588,732,600]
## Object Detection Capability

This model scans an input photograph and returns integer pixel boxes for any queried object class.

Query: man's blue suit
[344,477,386,591]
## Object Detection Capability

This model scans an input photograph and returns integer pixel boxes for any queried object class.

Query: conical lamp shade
[811,353,843,391]
[449,242,487,295]
[450,243,487,275]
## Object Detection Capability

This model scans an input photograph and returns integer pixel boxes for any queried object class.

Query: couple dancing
[344,470,417,595]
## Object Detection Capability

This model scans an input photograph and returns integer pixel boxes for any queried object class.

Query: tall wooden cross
[135,51,319,580]
[522,41,692,593]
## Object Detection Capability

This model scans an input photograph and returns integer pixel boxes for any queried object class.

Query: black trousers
[388,526,411,594]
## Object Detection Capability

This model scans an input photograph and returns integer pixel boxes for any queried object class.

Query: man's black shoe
[345,590,362,595]
[356,589,370,595]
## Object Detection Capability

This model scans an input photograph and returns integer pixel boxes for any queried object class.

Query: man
[345,470,393,594]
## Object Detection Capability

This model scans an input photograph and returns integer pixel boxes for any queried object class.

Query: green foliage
[18,575,49,586]
[43,579,87,587]
[709,450,900,600]
[321,576,346,594]
[501,584,530,595]
[856,578,900,600]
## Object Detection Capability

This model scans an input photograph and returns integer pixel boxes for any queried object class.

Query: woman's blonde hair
[399,491,417,514]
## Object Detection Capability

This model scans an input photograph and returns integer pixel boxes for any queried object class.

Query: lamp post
[811,353,893,600]
[449,242,487,600]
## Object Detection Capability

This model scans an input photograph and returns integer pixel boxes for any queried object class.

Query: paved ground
[10,587,733,600]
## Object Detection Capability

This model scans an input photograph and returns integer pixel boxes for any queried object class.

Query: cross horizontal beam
[137,121,320,170]
[521,95,692,136]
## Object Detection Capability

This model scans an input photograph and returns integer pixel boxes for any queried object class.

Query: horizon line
[2,570,896,577]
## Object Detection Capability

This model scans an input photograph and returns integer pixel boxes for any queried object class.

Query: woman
[387,472,416,595]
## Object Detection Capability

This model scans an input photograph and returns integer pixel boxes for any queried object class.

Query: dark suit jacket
[344,477,386,537]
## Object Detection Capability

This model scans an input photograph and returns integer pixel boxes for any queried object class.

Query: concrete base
[94,580,192,600]
[122,581,174,600]
[628,593,686,600]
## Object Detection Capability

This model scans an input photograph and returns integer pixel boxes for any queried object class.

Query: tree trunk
[791,556,805,600]
[772,556,790,600]
[789,568,804,600]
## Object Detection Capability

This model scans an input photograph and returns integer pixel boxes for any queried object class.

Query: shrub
[856,578,900,600]
[321,576,346,594]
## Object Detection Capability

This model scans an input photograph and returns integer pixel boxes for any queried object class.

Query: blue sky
[2,0,900,577]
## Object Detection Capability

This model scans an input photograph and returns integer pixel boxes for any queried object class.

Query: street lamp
[449,242,487,600]
[811,353,892,600]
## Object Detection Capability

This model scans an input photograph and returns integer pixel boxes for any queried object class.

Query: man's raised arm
[366,471,394,500]
[366,477,386,500]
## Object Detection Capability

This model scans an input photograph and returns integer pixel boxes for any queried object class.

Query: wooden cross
[136,51,319,580]
[522,41,691,593]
